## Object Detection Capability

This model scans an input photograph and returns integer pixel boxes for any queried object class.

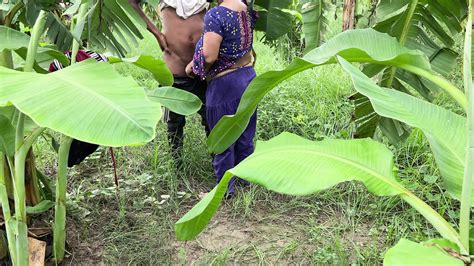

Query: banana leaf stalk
[13,10,48,265]
[0,154,16,264]
[459,1,473,255]
[382,0,418,88]
[52,3,89,262]
[70,3,90,65]
[52,136,72,262]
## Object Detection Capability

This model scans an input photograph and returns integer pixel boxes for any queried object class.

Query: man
[129,0,210,165]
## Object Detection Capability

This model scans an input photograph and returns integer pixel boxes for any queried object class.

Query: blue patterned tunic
[193,4,258,80]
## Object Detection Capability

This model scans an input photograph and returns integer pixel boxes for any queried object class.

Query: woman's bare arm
[128,0,169,52]
[202,32,223,69]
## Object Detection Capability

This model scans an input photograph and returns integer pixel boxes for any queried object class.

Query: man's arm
[128,0,168,52]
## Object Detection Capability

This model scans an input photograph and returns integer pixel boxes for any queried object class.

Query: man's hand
[150,27,170,53]
[185,61,195,78]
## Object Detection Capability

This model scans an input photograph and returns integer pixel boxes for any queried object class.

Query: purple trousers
[206,66,257,193]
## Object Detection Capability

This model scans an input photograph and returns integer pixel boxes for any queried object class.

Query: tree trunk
[343,0,356,31]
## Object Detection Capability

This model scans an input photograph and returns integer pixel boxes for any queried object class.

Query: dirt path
[173,209,307,264]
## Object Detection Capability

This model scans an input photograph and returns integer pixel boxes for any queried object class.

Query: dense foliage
[0,1,199,264]
[0,0,472,264]
[175,1,474,265]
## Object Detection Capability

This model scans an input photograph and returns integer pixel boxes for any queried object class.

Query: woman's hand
[185,61,195,78]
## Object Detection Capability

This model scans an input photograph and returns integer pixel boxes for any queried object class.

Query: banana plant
[18,0,147,56]
[249,0,467,143]
[352,0,469,143]
[175,2,473,264]
[0,10,162,264]
[300,0,330,52]
[253,0,295,41]
[0,1,201,264]
[206,28,466,154]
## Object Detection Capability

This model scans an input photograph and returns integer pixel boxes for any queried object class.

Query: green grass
[31,29,463,265]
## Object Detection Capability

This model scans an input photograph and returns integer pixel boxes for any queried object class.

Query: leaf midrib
[245,146,405,194]
[44,71,150,135]
[148,95,198,104]
[367,85,466,171]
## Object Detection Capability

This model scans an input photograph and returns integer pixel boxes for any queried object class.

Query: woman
[186,0,257,196]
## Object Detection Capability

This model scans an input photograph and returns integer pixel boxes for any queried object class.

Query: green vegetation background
[31,22,465,264]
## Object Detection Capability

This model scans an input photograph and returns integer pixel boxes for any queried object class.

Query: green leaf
[175,173,231,241]
[108,55,174,86]
[178,132,462,248]
[233,133,400,196]
[0,59,161,147]
[26,200,54,214]
[0,25,69,69]
[424,238,460,252]
[353,0,466,142]
[71,2,98,41]
[0,25,30,52]
[207,29,432,154]
[63,0,81,16]
[301,0,328,52]
[352,47,458,141]
[384,238,463,266]
[0,106,38,134]
[337,57,468,204]
[22,5,77,52]
[379,117,411,144]
[0,114,15,157]
[254,0,294,40]
[84,0,145,57]
[147,87,202,116]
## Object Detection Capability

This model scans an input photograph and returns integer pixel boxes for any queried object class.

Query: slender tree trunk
[342,0,356,31]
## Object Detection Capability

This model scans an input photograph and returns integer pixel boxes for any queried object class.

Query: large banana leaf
[85,0,145,57]
[21,0,145,56]
[147,87,202,116]
[177,132,462,250]
[300,0,329,52]
[0,114,15,157]
[0,25,31,51]
[0,59,161,147]
[337,57,468,204]
[352,0,467,141]
[0,106,38,135]
[0,25,69,72]
[207,29,439,154]
[22,1,76,52]
[254,0,294,41]
[108,55,173,86]
[384,238,464,265]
